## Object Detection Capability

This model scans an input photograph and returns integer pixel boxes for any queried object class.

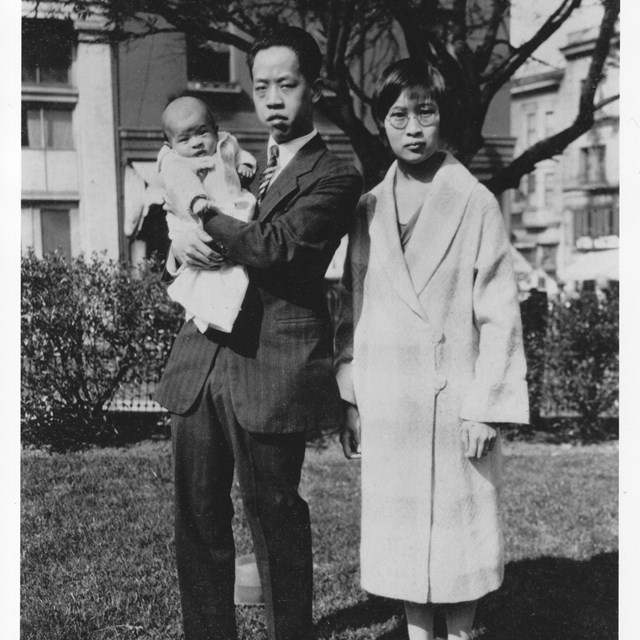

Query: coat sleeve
[334,236,356,405]
[334,197,369,406]
[459,194,530,424]
[202,165,362,270]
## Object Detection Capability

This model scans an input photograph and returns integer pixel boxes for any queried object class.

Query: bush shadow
[315,552,617,640]
[479,552,617,640]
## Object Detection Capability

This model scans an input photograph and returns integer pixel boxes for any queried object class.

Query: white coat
[335,153,529,604]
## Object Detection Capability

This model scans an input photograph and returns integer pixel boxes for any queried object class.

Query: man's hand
[340,401,361,460]
[460,420,498,459]
[172,226,226,270]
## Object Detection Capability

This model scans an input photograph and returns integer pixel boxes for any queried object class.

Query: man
[154,26,362,640]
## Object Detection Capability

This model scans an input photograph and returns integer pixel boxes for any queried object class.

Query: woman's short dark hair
[247,26,322,82]
[372,58,453,140]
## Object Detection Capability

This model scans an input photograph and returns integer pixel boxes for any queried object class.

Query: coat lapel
[368,162,426,319]
[257,135,326,222]
[403,153,477,296]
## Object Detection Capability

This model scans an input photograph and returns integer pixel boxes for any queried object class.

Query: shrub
[541,289,618,439]
[22,254,619,449]
[520,290,548,429]
[518,288,618,440]
[21,251,183,450]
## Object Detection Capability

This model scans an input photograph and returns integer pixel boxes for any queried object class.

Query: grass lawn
[21,438,618,640]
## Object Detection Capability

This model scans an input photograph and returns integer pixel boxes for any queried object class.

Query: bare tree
[27,0,620,192]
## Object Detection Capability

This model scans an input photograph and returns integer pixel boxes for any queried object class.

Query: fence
[104,283,618,423]
[21,252,618,449]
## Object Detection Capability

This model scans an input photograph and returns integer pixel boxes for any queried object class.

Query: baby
[158,95,257,333]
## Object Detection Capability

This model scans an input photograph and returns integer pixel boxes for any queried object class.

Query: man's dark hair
[372,58,454,142]
[247,26,322,81]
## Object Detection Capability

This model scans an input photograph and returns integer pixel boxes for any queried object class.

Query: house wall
[74,28,119,257]
[509,21,619,284]
[118,31,188,133]
[21,5,119,259]
[22,2,517,262]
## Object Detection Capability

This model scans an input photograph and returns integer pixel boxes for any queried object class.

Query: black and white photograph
[7,0,632,638]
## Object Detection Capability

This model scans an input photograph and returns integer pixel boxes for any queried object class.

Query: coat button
[434,375,447,390]
[431,330,444,344]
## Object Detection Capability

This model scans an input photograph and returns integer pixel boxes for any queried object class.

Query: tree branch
[37,0,619,194]
[387,0,439,57]
[577,0,619,114]
[486,0,619,196]
[147,4,255,50]
[452,0,468,37]
[317,94,388,189]
[474,0,510,74]
[594,93,619,111]
[324,0,341,77]
[344,67,373,106]
[481,0,582,104]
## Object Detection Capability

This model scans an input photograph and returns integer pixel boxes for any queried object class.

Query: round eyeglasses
[385,110,439,129]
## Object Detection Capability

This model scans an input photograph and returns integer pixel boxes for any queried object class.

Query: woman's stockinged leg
[404,601,435,640]
[444,600,477,640]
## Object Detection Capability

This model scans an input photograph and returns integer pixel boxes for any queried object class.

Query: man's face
[251,46,321,144]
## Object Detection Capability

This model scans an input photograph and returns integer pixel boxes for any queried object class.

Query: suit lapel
[403,153,476,296]
[369,162,426,319]
[257,135,326,222]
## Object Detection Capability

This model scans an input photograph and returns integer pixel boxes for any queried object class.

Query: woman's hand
[340,401,361,460]
[172,227,226,270]
[461,420,498,459]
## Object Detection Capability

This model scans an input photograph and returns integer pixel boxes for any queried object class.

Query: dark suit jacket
[154,134,362,433]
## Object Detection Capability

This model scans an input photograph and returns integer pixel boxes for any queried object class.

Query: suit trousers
[171,345,313,640]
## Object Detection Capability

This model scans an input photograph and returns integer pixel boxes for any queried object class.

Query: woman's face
[383,88,441,166]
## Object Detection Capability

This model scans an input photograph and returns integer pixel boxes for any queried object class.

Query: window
[525,112,537,147]
[513,176,526,203]
[519,246,536,267]
[543,171,555,209]
[22,18,74,85]
[526,172,537,205]
[574,206,619,243]
[544,110,554,137]
[41,208,72,258]
[21,105,74,149]
[580,145,606,184]
[540,245,558,272]
[22,204,74,259]
[187,35,232,89]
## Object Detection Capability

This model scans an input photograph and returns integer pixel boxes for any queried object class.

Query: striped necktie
[257,145,279,203]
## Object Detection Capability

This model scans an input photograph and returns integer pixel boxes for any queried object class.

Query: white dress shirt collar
[267,128,318,175]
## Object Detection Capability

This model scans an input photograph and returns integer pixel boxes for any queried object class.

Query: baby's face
[166,106,218,158]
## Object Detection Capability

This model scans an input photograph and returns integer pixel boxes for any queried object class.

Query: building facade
[21,9,120,259]
[510,22,619,287]
[21,2,515,265]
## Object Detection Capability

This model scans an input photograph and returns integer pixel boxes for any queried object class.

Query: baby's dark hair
[247,26,322,82]
[162,91,218,140]
[372,58,453,141]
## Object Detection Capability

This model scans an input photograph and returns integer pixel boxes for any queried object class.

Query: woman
[336,58,529,640]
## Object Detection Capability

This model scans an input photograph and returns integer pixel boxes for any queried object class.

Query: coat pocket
[275,317,332,358]
[276,316,325,332]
